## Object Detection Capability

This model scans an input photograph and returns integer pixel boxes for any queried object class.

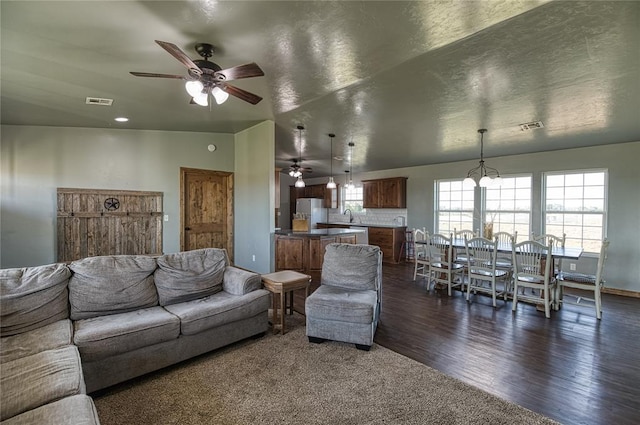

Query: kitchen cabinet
[274,229,361,273]
[318,223,405,264]
[289,183,339,214]
[368,226,406,264]
[362,177,407,208]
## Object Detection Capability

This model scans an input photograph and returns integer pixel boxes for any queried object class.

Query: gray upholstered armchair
[305,243,382,351]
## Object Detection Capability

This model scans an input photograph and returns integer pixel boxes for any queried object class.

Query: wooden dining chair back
[412,228,429,281]
[511,240,558,318]
[453,228,478,265]
[427,233,465,296]
[464,237,509,307]
[556,239,610,319]
[531,233,566,278]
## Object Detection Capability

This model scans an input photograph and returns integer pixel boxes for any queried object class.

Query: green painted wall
[0,125,237,267]
[233,120,275,273]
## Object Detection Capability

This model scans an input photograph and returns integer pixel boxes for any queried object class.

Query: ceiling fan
[130,40,264,106]
[288,159,312,177]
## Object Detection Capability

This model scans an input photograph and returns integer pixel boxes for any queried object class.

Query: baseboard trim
[602,287,640,298]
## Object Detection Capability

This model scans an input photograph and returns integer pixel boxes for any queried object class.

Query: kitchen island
[317,222,407,264]
[274,228,366,273]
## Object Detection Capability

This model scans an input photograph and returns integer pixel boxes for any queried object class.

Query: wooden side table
[261,270,311,335]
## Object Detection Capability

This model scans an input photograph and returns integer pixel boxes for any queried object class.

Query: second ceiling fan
[130,40,264,106]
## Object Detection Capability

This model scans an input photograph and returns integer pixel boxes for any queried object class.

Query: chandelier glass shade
[326,133,337,189]
[294,175,305,187]
[463,129,502,188]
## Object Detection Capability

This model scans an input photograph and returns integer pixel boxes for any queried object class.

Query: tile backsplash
[328,208,407,226]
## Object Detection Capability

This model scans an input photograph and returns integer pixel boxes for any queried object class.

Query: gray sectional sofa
[0,248,270,424]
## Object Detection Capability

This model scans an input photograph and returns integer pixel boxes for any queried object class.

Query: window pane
[543,171,607,253]
[435,179,474,234]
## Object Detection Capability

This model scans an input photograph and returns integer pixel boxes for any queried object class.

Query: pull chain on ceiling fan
[130,40,264,106]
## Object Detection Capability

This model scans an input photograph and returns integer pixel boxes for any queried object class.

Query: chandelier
[463,129,502,188]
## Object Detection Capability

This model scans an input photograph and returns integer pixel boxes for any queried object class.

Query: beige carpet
[93,314,558,425]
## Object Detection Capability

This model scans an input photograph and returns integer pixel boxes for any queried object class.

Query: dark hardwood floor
[299,261,640,425]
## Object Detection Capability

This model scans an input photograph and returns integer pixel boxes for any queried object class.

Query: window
[543,170,607,253]
[435,179,474,234]
[484,175,532,242]
[343,185,364,212]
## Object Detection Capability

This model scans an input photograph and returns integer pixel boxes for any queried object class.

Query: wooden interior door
[180,168,233,259]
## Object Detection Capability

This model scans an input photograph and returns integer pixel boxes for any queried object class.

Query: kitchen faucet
[343,209,353,223]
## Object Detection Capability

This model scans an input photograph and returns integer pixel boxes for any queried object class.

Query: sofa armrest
[223,266,262,295]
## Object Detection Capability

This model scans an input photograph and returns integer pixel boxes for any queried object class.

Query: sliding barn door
[57,188,163,262]
[180,168,233,260]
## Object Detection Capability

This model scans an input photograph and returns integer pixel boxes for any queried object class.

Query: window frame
[482,173,533,242]
[434,178,476,235]
[542,168,608,255]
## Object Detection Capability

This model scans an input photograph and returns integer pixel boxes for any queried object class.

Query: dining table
[415,238,583,260]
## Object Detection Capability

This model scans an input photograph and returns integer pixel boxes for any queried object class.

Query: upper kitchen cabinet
[289,183,339,210]
[362,177,407,208]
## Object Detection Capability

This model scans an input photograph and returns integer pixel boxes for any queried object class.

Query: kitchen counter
[317,223,407,263]
[317,222,406,229]
[275,228,366,237]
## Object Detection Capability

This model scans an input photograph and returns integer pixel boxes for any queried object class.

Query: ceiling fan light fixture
[295,175,305,188]
[185,80,204,98]
[211,86,229,104]
[192,91,208,106]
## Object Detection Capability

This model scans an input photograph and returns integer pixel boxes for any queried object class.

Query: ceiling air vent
[519,121,544,131]
[85,97,113,106]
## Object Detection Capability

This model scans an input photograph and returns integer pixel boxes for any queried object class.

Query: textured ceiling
[1,1,639,177]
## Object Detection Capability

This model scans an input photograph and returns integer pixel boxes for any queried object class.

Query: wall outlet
[569,263,577,271]
[252,255,256,262]
[163,215,169,222]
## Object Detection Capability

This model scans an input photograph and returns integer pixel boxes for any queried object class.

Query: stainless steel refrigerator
[295,198,327,229]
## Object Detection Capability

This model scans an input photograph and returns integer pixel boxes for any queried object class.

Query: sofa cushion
[321,244,381,291]
[154,248,227,306]
[305,285,377,324]
[68,255,158,320]
[0,395,100,425]
[73,306,180,362]
[163,289,270,336]
[0,319,73,364]
[0,345,85,421]
[0,263,70,337]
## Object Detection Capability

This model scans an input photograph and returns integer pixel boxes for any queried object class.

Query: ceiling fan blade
[223,84,263,105]
[130,72,185,79]
[215,63,264,81]
[154,40,202,74]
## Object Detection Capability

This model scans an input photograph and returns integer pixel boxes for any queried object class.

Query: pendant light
[326,133,337,189]
[294,125,306,188]
[463,129,502,188]
[346,142,355,190]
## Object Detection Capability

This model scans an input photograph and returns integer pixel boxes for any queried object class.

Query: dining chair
[493,231,517,293]
[511,240,558,318]
[427,233,465,296]
[464,237,509,307]
[412,228,429,281]
[531,233,566,278]
[556,239,610,319]
[453,228,478,266]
